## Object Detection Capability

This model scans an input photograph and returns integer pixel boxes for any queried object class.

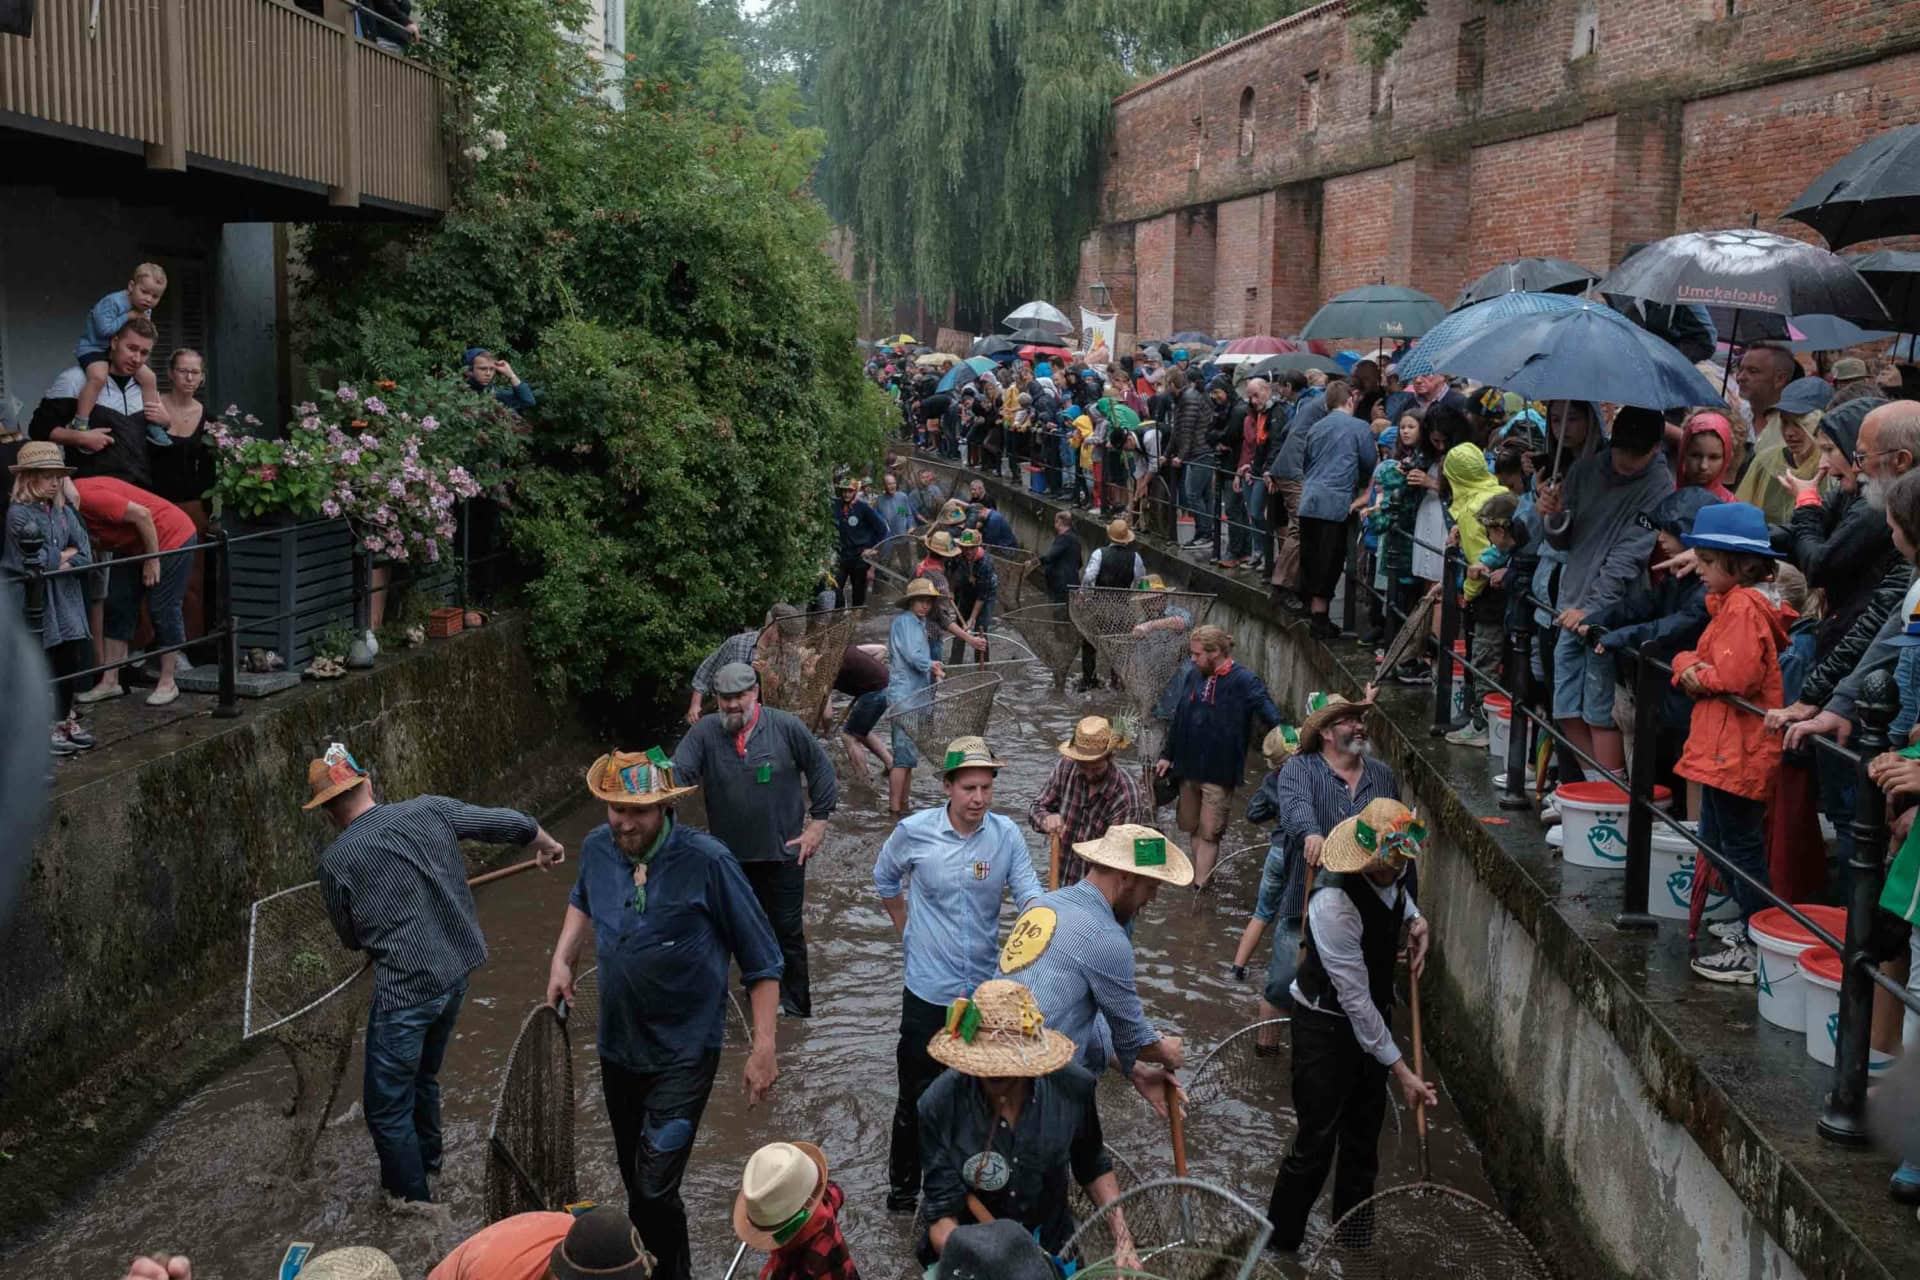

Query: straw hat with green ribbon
[586,747,697,807]
[1295,690,1371,754]
[1319,797,1426,874]
[1070,822,1194,886]
[1261,723,1301,769]
[941,736,1004,774]
[926,979,1076,1078]
[1058,716,1128,762]
[924,529,963,558]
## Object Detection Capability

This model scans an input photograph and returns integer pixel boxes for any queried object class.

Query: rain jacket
[1672,586,1790,801]
[1171,385,1213,463]
[1733,438,1823,527]
[1679,414,1736,501]
[1443,444,1506,602]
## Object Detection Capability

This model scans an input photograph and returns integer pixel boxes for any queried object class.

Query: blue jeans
[1182,459,1217,539]
[104,533,195,645]
[1698,787,1769,926]
[1552,628,1616,728]
[1263,918,1303,1013]
[363,979,466,1201]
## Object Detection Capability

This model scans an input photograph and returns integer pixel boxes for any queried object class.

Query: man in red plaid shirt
[1029,717,1147,887]
[734,1140,860,1280]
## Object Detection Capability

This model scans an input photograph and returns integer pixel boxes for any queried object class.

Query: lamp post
[1089,280,1111,310]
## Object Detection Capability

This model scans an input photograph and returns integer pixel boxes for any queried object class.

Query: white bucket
[1554,781,1671,871]
[1799,946,1898,1072]
[1484,696,1532,782]
[1749,905,1848,1032]
[1646,824,1740,923]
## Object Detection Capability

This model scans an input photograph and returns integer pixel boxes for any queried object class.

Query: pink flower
[365,397,388,416]
[297,401,319,416]
[387,478,407,498]
[420,415,439,432]
[255,464,279,483]
[359,433,378,449]
[321,499,341,518]
[341,448,362,466]
[336,385,358,403]
[299,416,321,432]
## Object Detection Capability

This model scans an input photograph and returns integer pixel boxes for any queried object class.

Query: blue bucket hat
[1777,375,1834,417]
[1680,501,1784,559]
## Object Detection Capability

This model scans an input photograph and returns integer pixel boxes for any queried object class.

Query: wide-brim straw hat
[926,979,1077,1078]
[942,736,1005,773]
[586,748,697,807]
[1320,797,1426,874]
[7,440,74,475]
[898,577,944,606]
[1295,692,1372,754]
[1106,517,1135,544]
[295,1249,403,1280]
[302,745,369,810]
[937,499,970,527]
[1059,716,1121,762]
[1262,723,1302,768]
[733,1141,829,1251]
[1070,822,1195,886]
[924,529,963,557]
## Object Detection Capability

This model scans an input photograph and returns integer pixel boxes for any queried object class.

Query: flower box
[229,517,357,667]
[426,607,465,638]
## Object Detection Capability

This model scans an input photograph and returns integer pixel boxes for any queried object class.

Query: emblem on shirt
[971,860,990,881]
[962,1150,1011,1192]
[998,906,1057,975]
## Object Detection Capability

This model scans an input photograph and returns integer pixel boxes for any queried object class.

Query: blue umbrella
[1393,292,1587,380]
[1423,302,1723,410]
[936,355,998,393]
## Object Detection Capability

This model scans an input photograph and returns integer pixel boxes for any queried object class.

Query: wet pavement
[5,645,1500,1279]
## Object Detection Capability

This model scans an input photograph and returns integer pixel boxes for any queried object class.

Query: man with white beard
[673,662,837,1016]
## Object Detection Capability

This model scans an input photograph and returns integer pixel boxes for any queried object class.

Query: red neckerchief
[1197,658,1235,704]
[734,703,762,758]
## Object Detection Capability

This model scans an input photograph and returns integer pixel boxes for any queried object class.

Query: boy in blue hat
[1669,501,1792,983]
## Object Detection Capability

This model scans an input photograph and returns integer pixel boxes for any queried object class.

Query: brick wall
[1171,206,1218,334]
[1214,193,1273,337]
[1134,214,1176,338]
[1318,165,1399,298]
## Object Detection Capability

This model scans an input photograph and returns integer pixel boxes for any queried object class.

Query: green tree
[297,0,889,701]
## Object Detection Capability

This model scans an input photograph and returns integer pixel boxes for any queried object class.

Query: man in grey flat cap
[673,661,838,1016]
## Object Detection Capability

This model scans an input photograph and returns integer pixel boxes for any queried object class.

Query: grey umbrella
[1598,228,1890,327]
[1452,257,1600,309]
[1300,285,1447,341]
[1003,300,1072,334]
[1784,124,1920,251]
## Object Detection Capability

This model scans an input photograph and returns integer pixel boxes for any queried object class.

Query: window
[1456,18,1486,97]
[1571,5,1598,59]
[1238,87,1256,158]
[1189,114,1205,171]
[1299,71,1320,133]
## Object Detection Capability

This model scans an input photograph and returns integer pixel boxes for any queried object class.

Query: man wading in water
[307,744,564,1205]
[547,749,783,1280]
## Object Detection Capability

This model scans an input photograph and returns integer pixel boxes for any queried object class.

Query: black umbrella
[1784,124,1920,251]
[1452,257,1599,310]
[1007,325,1067,344]
[1849,249,1920,333]
[1243,352,1344,379]
[1599,228,1890,327]
[1300,285,1446,341]
[972,334,1020,358]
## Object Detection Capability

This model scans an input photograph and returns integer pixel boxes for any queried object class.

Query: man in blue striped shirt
[308,745,563,1204]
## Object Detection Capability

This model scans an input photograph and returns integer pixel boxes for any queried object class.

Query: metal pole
[212,522,240,719]
[18,524,46,641]
[1501,622,1533,811]
[1431,549,1460,736]
[1210,461,1223,565]
[1819,669,1895,1145]
[1615,649,1661,930]
[1340,526,1359,640]
[352,541,371,633]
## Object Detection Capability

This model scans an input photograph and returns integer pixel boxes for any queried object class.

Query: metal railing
[8,500,507,723]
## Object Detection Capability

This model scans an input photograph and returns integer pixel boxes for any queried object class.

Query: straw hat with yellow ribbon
[733,1141,830,1252]
[585,747,697,807]
[1319,797,1427,874]
[1070,822,1195,886]
[927,979,1076,1077]
[302,743,370,810]
[1058,716,1128,762]
[924,529,963,558]
[1295,690,1372,754]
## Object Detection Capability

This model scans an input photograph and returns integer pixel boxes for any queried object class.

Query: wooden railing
[0,0,448,214]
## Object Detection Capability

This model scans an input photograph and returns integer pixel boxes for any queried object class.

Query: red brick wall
[1134,214,1176,338]
[1467,127,1590,277]
[1214,193,1274,337]
[1318,165,1399,298]
[1172,206,1218,335]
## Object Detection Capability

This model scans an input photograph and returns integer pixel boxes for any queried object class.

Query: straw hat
[296,1249,402,1280]
[1058,716,1121,762]
[954,529,982,549]
[7,440,74,475]
[301,743,369,810]
[1261,723,1301,769]
[942,736,1005,774]
[1133,573,1168,591]
[924,529,963,558]
[1319,797,1426,875]
[1295,691,1372,754]
[926,979,1076,1078]
[1070,822,1194,886]
[585,747,697,807]
[1106,517,1135,544]
[733,1141,829,1251]
[898,577,943,606]
[937,499,970,527]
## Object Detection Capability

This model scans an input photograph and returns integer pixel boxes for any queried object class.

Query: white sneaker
[1691,938,1758,985]
[1706,920,1746,945]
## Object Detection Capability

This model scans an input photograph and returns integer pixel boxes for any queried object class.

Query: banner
[1080,308,1118,363]
[935,327,975,357]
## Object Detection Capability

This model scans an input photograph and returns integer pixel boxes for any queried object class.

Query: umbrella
[914,351,960,368]
[1702,307,1893,353]
[1213,335,1300,366]
[1004,300,1072,334]
[972,334,1019,358]
[1169,329,1216,346]
[1784,123,1920,251]
[1426,301,1724,410]
[878,332,919,347]
[1392,291,1588,380]
[935,356,997,393]
[1017,344,1073,361]
[1850,249,1920,332]
[1242,352,1344,379]
[1453,256,1600,309]
[1300,285,1447,340]
[1007,325,1068,345]
[1597,228,1890,328]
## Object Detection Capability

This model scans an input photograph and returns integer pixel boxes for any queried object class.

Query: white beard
[1862,474,1887,511]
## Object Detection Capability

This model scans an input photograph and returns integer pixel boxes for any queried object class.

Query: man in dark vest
[1077,517,1146,691]
[1265,796,1436,1253]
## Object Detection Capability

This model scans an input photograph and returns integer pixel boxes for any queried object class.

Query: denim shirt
[873,807,1043,1005]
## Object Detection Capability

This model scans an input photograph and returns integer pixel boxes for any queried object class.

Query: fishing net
[1068,587,1216,649]
[1004,603,1084,690]
[1071,1144,1151,1235]
[1062,1177,1283,1279]
[242,880,373,1176]
[1185,1020,1291,1115]
[1301,1185,1552,1280]
[1378,594,1435,676]
[880,669,1002,755]
[756,605,861,723]
[984,545,1040,607]
[1095,631,1192,718]
[486,1002,578,1223]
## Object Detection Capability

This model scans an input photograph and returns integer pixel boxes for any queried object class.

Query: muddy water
[5,647,1498,1279]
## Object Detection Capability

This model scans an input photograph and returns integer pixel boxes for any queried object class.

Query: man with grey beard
[673,662,837,1016]
[1770,402,1920,750]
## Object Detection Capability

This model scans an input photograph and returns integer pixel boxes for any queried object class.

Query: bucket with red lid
[1555,780,1672,870]
[1749,905,1845,1031]
[1798,945,1898,1071]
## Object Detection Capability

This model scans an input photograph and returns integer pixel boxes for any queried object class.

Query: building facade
[1075,0,1920,342]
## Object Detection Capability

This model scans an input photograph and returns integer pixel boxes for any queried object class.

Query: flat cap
[713,662,759,695]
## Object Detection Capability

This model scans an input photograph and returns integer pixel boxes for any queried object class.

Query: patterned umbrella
[1597,228,1890,328]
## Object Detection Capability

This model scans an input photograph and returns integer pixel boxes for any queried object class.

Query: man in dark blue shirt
[547,748,783,1280]
[834,477,891,608]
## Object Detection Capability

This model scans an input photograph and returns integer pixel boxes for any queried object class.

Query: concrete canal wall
[950,458,1849,1280]
[0,615,594,1239]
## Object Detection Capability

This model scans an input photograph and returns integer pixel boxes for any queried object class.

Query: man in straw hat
[914,529,990,662]
[546,748,783,1280]
[1028,716,1146,887]
[306,744,564,1205]
[1155,624,1283,888]
[673,661,836,1019]
[887,577,946,815]
[1000,824,1190,1115]
[733,1140,857,1280]
[1266,796,1436,1254]
[874,736,1043,1214]
[430,1205,655,1279]
[833,474,890,608]
[1079,517,1146,590]
[915,979,1136,1269]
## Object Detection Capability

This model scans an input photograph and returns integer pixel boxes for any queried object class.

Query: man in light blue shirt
[1295,382,1378,638]
[874,735,1044,1214]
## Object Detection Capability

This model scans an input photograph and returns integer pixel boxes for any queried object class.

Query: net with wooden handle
[879,669,1002,755]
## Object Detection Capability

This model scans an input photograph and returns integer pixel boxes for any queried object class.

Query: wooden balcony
[0,0,449,217]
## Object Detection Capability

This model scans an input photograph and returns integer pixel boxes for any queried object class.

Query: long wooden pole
[1410,965,1431,1183]
[1165,1075,1187,1178]
[467,855,550,888]
[1048,833,1063,891]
